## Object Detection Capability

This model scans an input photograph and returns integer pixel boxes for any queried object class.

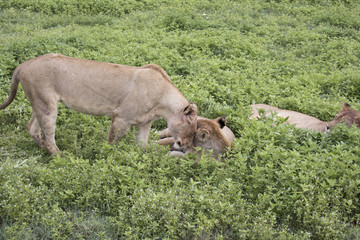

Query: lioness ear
[197,129,210,142]
[341,102,351,112]
[215,116,227,129]
[183,102,198,119]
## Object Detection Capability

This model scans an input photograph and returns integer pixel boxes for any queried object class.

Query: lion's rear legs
[27,113,44,148]
[30,105,61,155]
[40,113,60,155]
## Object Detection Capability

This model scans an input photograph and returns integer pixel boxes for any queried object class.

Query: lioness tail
[0,66,21,109]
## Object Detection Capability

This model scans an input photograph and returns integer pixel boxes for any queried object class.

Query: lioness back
[250,104,327,131]
[19,54,182,116]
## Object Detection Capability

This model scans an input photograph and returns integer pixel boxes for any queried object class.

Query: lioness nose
[172,138,182,151]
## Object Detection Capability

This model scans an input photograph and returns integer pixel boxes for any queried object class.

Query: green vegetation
[1,0,360,239]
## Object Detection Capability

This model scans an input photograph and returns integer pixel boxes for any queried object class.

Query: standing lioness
[0,54,198,155]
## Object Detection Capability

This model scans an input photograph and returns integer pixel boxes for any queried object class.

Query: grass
[1,0,360,239]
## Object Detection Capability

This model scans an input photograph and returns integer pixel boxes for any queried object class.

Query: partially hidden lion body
[250,103,360,132]
[158,116,235,161]
[0,54,198,154]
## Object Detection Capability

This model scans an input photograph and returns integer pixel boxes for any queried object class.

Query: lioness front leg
[158,128,171,138]
[158,137,175,148]
[136,121,152,148]
[108,115,131,145]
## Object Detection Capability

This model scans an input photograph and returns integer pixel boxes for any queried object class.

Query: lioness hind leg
[27,112,44,148]
[136,121,152,148]
[32,103,60,155]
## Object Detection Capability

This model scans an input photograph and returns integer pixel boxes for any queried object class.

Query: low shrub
[1,0,360,238]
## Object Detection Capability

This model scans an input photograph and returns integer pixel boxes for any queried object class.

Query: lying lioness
[158,116,235,160]
[250,103,360,132]
[0,54,198,154]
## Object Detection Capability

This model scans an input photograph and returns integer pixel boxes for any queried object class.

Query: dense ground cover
[1,0,360,239]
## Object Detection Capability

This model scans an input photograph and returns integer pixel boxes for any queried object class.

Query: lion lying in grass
[250,103,360,132]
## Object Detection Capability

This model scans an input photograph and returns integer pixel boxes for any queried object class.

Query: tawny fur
[250,103,360,132]
[158,116,235,161]
[0,54,198,154]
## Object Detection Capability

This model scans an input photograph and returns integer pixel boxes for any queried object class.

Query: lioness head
[160,116,234,160]
[192,117,233,158]
[331,102,360,128]
[169,102,198,151]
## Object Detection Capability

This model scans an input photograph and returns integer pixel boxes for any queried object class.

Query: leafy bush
[1,0,360,239]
